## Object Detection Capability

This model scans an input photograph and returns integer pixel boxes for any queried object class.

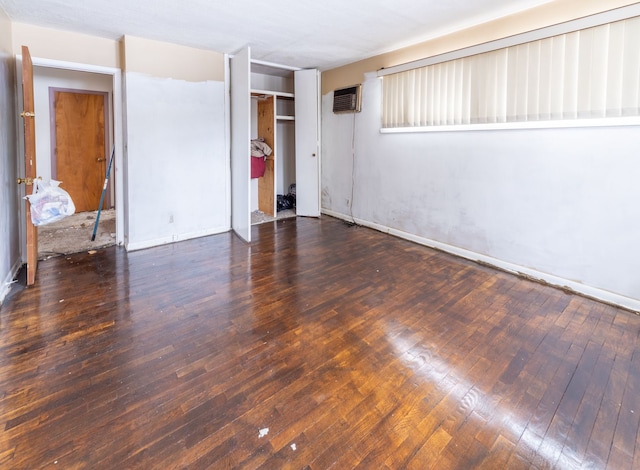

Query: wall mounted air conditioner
[333,84,362,113]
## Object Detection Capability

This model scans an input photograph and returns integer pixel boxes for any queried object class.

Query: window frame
[378,4,640,133]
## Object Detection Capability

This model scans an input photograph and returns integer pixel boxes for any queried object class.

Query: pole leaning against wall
[91,146,115,241]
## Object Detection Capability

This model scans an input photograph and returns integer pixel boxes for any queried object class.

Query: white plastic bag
[25,179,76,226]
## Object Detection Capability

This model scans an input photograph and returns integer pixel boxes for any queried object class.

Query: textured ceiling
[0,0,555,70]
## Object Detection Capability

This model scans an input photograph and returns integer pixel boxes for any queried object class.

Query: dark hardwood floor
[1,216,639,469]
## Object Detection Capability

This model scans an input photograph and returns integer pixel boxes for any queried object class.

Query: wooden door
[54,91,106,212]
[21,46,38,286]
[294,69,321,217]
[230,47,252,242]
[257,95,276,217]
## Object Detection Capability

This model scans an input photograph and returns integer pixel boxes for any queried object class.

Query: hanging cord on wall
[349,106,358,225]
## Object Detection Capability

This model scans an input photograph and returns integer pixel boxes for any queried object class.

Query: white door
[294,69,321,217]
[230,47,252,242]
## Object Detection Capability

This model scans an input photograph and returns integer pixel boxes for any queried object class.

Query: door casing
[14,53,124,283]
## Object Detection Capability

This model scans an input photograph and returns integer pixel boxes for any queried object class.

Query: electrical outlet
[169,214,174,223]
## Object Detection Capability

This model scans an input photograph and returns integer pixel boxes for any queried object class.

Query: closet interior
[250,62,297,222]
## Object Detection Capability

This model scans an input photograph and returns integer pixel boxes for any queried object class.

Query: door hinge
[20,111,35,118]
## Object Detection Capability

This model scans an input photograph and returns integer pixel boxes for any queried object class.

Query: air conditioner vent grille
[333,85,362,113]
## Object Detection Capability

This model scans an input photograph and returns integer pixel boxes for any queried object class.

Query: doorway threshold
[251,209,296,225]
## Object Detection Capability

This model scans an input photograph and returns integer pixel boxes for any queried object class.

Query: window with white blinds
[381,16,640,129]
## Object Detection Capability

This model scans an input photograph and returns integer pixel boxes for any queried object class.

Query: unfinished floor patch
[38,209,116,259]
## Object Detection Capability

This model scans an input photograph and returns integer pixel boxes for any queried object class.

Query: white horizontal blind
[382,16,640,128]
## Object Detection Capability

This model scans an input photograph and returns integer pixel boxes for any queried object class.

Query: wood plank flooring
[1,215,639,469]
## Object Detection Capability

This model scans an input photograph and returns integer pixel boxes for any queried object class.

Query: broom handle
[91,146,115,242]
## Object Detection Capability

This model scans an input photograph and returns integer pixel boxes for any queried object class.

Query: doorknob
[17,176,41,185]
[96,158,106,162]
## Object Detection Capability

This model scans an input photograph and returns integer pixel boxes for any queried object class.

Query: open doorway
[38,210,115,259]
[31,67,116,259]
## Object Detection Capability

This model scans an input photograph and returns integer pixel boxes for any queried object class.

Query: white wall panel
[124,72,229,250]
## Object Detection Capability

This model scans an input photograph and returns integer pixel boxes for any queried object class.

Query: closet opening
[250,64,297,225]
[230,47,319,242]
[33,67,117,259]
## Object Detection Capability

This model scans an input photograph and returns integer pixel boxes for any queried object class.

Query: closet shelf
[251,89,295,99]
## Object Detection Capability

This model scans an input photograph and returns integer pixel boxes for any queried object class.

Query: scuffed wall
[122,36,228,250]
[321,0,640,311]
[321,73,640,310]
[0,6,19,304]
[123,73,228,249]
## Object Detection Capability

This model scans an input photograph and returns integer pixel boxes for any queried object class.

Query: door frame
[16,55,124,261]
[49,88,111,208]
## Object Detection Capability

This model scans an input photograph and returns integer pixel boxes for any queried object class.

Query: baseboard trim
[125,225,230,252]
[322,209,640,313]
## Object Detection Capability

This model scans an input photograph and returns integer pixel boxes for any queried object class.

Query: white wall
[277,120,295,194]
[123,72,228,250]
[0,7,20,304]
[322,73,640,311]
